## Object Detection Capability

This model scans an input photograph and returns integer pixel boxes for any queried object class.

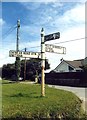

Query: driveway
[48,85,87,112]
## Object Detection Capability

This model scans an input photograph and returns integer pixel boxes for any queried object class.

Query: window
[68,66,74,71]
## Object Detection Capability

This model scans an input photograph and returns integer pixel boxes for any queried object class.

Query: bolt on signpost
[41,28,45,97]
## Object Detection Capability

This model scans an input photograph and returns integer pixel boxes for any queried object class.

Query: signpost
[9,50,41,58]
[44,32,60,42]
[45,44,66,54]
[9,26,66,97]
[41,30,61,97]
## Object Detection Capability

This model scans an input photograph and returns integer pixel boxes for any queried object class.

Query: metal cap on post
[41,28,45,97]
[17,19,20,28]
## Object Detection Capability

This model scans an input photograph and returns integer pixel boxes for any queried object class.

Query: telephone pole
[15,20,21,81]
[41,28,45,97]
[16,20,20,52]
[24,48,27,81]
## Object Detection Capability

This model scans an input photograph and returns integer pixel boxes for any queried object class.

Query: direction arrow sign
[44,32,60,42]
[9,50,41,58]
[45,44,66,54]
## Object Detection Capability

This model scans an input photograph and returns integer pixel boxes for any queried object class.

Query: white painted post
[41,28,45,97]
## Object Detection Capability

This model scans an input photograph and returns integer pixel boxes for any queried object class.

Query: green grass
[2,80,85,119]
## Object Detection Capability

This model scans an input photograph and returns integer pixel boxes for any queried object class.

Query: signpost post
[41,28,45,97]
[40,29,62,97]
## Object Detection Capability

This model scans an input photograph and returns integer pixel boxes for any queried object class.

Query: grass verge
[2,80,86,119]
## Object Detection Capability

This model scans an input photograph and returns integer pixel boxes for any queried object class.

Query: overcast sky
[1,1,86,71]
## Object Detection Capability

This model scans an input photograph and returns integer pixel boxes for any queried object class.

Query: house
[52,58,84,73]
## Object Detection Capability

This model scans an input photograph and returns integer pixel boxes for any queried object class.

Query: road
[48,85,87,112]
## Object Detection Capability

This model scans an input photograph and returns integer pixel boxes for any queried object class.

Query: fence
[45,72,87,86]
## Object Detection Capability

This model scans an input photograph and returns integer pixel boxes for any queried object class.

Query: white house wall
[54,61,69,72]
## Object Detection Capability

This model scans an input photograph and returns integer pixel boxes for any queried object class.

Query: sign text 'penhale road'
[9,50,41,58]
[44,32,60,42]
[45,44,66,54]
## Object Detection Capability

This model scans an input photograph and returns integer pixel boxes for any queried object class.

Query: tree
[2,63,15,79]
[2,58,50,81]
[21,58,50,80]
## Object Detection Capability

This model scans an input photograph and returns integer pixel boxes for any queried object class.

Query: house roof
[65,60,83,68]
[53,59,83,71]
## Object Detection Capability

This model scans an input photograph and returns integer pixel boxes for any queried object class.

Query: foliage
[2,64,15,79]
[2,80,85,119]
[2,58,50,80]
[21,58,50,80]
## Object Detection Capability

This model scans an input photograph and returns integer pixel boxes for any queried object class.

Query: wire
[4,37,85,52]
[25,37,85,49]
[3,26,16,39]
[1,36,85,62]
[20,46,40,51]
[53,37,86,45]
[2,25,17,40]
[29,46,40,49]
